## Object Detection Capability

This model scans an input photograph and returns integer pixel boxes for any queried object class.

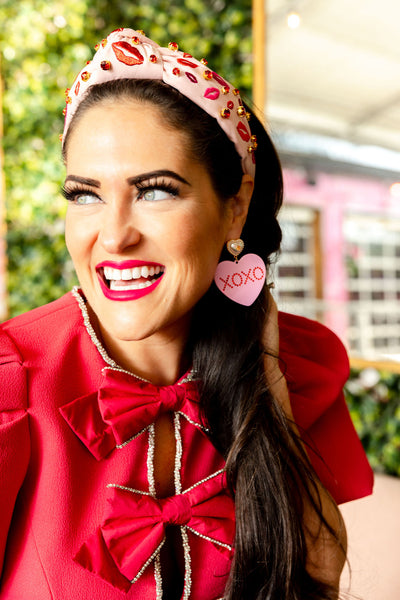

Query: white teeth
[121,268,132,280]
[109,279,154,291]
[103,265,164,282]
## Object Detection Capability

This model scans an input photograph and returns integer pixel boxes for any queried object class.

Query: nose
[98,204,141,254]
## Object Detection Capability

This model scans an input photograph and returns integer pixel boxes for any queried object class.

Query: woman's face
[65,100,246,345]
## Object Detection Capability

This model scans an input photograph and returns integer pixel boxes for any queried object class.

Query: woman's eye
[75,194,101,205]
[140,188,176,202]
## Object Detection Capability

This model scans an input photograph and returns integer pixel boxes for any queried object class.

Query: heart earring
[214,239,267,306]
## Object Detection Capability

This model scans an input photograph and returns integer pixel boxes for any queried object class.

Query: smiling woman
[0,28,373,600]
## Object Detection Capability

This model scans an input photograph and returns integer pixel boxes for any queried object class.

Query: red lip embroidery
[112,42,144,66]
[237,121,250,142]
[177,58,198,68]
[204,87,220,100]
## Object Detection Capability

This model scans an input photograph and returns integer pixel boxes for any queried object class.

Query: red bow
[74,470,235,592]
[60,367,202,460]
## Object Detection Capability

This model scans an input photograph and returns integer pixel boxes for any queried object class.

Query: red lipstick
[96,260,165,302]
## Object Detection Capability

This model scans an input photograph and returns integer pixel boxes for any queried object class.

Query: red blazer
[0,292,373,599]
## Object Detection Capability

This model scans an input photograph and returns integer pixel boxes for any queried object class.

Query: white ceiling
[266,0,400,162]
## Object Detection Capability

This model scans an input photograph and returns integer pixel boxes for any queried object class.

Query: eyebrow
[64,175,101,188]
[127,170,190,187]
[64,170,191,189]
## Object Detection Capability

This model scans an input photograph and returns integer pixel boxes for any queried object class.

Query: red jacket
[0,291,373,599]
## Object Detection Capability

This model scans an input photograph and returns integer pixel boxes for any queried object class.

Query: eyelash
[61,185,101,203]
[61,179,180,203]
[136,179,180,200]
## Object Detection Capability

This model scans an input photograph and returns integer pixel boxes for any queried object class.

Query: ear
[225,174,254,241]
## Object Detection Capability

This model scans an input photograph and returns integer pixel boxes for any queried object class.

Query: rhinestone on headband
[62,28,256,178]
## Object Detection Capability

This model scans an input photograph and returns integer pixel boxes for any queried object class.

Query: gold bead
[137,29,145,35]
[200,58,208,65]
[232,88,240,95]
[202,69,213,80]
[66,96,72,104]
[246,112,251,121]
[132,36,140,44]
[94,43,100,51]
[220,108,231,118]
[221,85,230,95]
[81,71,91,82]
[101,38,107,47]
[101,60,111,71]
[149,54,157,63]
[168,41,179,51]
[237,106,246,117]
[59,134,63,142]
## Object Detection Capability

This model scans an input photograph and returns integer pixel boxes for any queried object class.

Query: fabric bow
[74,470,235,592]
[60,367,202,460]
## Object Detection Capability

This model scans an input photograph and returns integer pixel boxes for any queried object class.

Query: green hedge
[345,367,400,476]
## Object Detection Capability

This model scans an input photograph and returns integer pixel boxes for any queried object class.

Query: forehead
[65,99,192,168]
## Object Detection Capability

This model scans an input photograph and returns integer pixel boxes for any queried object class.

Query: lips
[96,260,165,302]
[204,87,220,100]
[112,42,144,66]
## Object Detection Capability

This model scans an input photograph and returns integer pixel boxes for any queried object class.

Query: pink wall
[282,167,400,339]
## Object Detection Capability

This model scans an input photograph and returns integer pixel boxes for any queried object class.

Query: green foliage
[345,367,400,476]
[0,0,252,317]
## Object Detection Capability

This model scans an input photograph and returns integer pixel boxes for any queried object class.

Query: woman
[0,29,372,599]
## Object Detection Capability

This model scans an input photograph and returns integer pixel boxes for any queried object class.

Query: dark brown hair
[63,78,344,599]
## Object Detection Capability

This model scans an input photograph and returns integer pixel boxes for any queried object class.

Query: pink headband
[62,28,256,178]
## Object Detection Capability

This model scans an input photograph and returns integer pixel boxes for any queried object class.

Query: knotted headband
[62,28,256,178]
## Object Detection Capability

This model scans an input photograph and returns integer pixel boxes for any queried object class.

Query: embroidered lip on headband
[62,28,256,178]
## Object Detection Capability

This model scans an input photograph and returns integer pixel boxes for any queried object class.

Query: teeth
[109,279,155,291]
[103,265,164,281]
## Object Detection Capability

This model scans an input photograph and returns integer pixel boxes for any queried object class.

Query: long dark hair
[63,78,344,599]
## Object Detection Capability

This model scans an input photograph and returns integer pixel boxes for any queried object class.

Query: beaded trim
[72,287,118,368]
[131,540,165,584]
[181,526,192,600]
[183,468,225,494]
[185,526,233,552]
[147,424,156,497]
[106,483,153,496]
[154,553,163,600]
[115,424,151,449]
[177,411,209,433]
[174,412,193,598]
[174,413,183,495]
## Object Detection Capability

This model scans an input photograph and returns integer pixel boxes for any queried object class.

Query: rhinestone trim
[115,425,151,449]
[72,287,152,383]
[148,424,156,497]
[131,540,165,584]
[177,411,209,433]
[185,526,233,552]
[174,413,183,495]
[72,287,118,368]
[106,483,153,496]
[154,553,163,599]
[181,526,192,600]
[183,468,225,494]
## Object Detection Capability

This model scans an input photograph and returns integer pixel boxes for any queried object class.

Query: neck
[99,326,190,386]
[81,304,190,386]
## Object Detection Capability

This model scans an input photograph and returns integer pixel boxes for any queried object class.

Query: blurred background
[0,0,399,596]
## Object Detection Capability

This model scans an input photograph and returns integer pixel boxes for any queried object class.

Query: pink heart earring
[214,239,267,306]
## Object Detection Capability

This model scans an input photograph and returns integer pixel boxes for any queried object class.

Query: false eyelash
[61,185,101,203]
[135,178,180,198]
